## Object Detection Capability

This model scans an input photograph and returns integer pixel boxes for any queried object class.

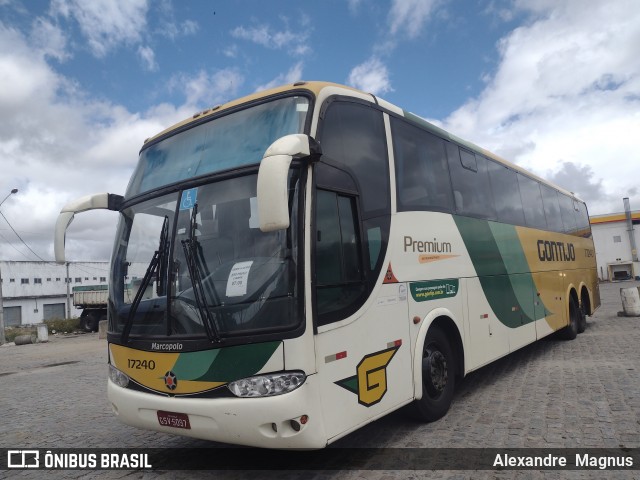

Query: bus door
[311,188,412,441]
[314,286,412,441]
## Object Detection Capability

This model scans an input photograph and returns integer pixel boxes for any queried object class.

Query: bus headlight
[227,371,306,398]
[109,364,130,388]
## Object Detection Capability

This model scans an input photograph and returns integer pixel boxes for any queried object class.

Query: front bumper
[107,373,327,449]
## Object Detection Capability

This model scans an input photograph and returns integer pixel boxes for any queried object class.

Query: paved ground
[1,280,639,479]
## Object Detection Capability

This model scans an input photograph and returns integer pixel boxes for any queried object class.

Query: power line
[0,211,49,262]
[0,230,34,260]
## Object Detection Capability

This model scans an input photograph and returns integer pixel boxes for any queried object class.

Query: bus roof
[143,81,583,203]
[143,81,354,145]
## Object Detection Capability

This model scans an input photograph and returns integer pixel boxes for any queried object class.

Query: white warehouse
[590,206,640,281]
[0,261,109,326]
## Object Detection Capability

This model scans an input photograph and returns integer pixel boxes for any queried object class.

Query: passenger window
[391,117,454,213]
[559,194,578,234]
[541,185,564,232]
[486,161,525,225]
[459,149,477,172]
[574,200,592,237]
[446,143,496,219]
[517,174,547,229]
[315,190,365,325]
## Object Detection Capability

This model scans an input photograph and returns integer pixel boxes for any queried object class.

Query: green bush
[1,318,82,343]
[44,317,81,334]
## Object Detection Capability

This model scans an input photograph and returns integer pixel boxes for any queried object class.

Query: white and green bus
[55,81,600,449]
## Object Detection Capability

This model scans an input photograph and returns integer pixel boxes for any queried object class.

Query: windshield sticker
[226,261,253,297]
[180,188,198,210]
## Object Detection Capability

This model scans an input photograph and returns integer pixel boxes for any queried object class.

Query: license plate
[157,410,191,430]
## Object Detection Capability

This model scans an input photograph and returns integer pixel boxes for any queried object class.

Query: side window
[517,174,547,229]
[575,200,592,237]
[446,143,496,219]
[391,117,454,213]
[315,189,365,325]
[486,160,525,225]
[559,194,578,234]
[318,99,391,286]
[319,101,390,218]
[540,185,563,232]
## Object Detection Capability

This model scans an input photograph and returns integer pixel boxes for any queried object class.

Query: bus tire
[559,296,579,340]
[577,302,587,334]
[412,325,455,422]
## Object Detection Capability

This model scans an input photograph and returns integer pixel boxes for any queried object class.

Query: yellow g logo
[335,346,399,407]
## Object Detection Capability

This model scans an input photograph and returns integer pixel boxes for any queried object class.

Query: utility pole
[0,265,5,344]
[66,261,71,318]
[623,197,638,263]
[0,188,18,345]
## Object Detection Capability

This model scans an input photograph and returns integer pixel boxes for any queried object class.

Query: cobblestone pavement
[1,281,639,479]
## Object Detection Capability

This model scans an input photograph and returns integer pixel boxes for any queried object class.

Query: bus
[54,81,600,449]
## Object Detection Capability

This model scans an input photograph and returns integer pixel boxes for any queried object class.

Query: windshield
[126,95,310,198]
[109,172,302,341]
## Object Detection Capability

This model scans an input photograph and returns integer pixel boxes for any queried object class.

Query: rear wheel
[412,325,455,422]
[559,296,579,340]
[577,301,587,334]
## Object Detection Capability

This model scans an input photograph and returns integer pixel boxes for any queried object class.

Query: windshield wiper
[181,204,221,343]
[156,215,170,296]
[121,215,169,343]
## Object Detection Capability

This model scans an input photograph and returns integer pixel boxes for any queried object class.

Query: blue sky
[1,0,639,261]
[6,1,518,117]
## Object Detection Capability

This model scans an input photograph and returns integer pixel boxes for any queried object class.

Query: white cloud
[354,0,440,90]
[181,20,199,36]
[29,17,70,62]
[169,68,244,108]
[231,22,310,57]
[347,57,393,95]
[50,0,149,58]
[0,22,189,261]
[388,0,440,38]
[255,62,304,92]
[137,45,158,71]
[348,0,363,14]
[440,0,640,214]
[223,44,239,58]
[154,0,199,40]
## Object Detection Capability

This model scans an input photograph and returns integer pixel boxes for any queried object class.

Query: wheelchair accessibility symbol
[180,188,198,210]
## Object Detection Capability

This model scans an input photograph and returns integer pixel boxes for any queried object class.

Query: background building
[0,261,109,326]
[590,200,640,281]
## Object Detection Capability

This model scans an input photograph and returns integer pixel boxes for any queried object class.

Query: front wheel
[412,325,455,422]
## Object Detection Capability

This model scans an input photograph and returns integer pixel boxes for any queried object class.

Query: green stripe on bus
[171,341,281,382]
[453,216,547,327]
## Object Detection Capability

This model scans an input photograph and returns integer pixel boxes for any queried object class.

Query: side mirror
[54,193,123,263]
[257,134,321,232]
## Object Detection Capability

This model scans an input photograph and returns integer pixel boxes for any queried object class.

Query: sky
[0,0,639,262]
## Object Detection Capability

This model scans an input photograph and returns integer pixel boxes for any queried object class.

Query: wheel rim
[423,345,448,397]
